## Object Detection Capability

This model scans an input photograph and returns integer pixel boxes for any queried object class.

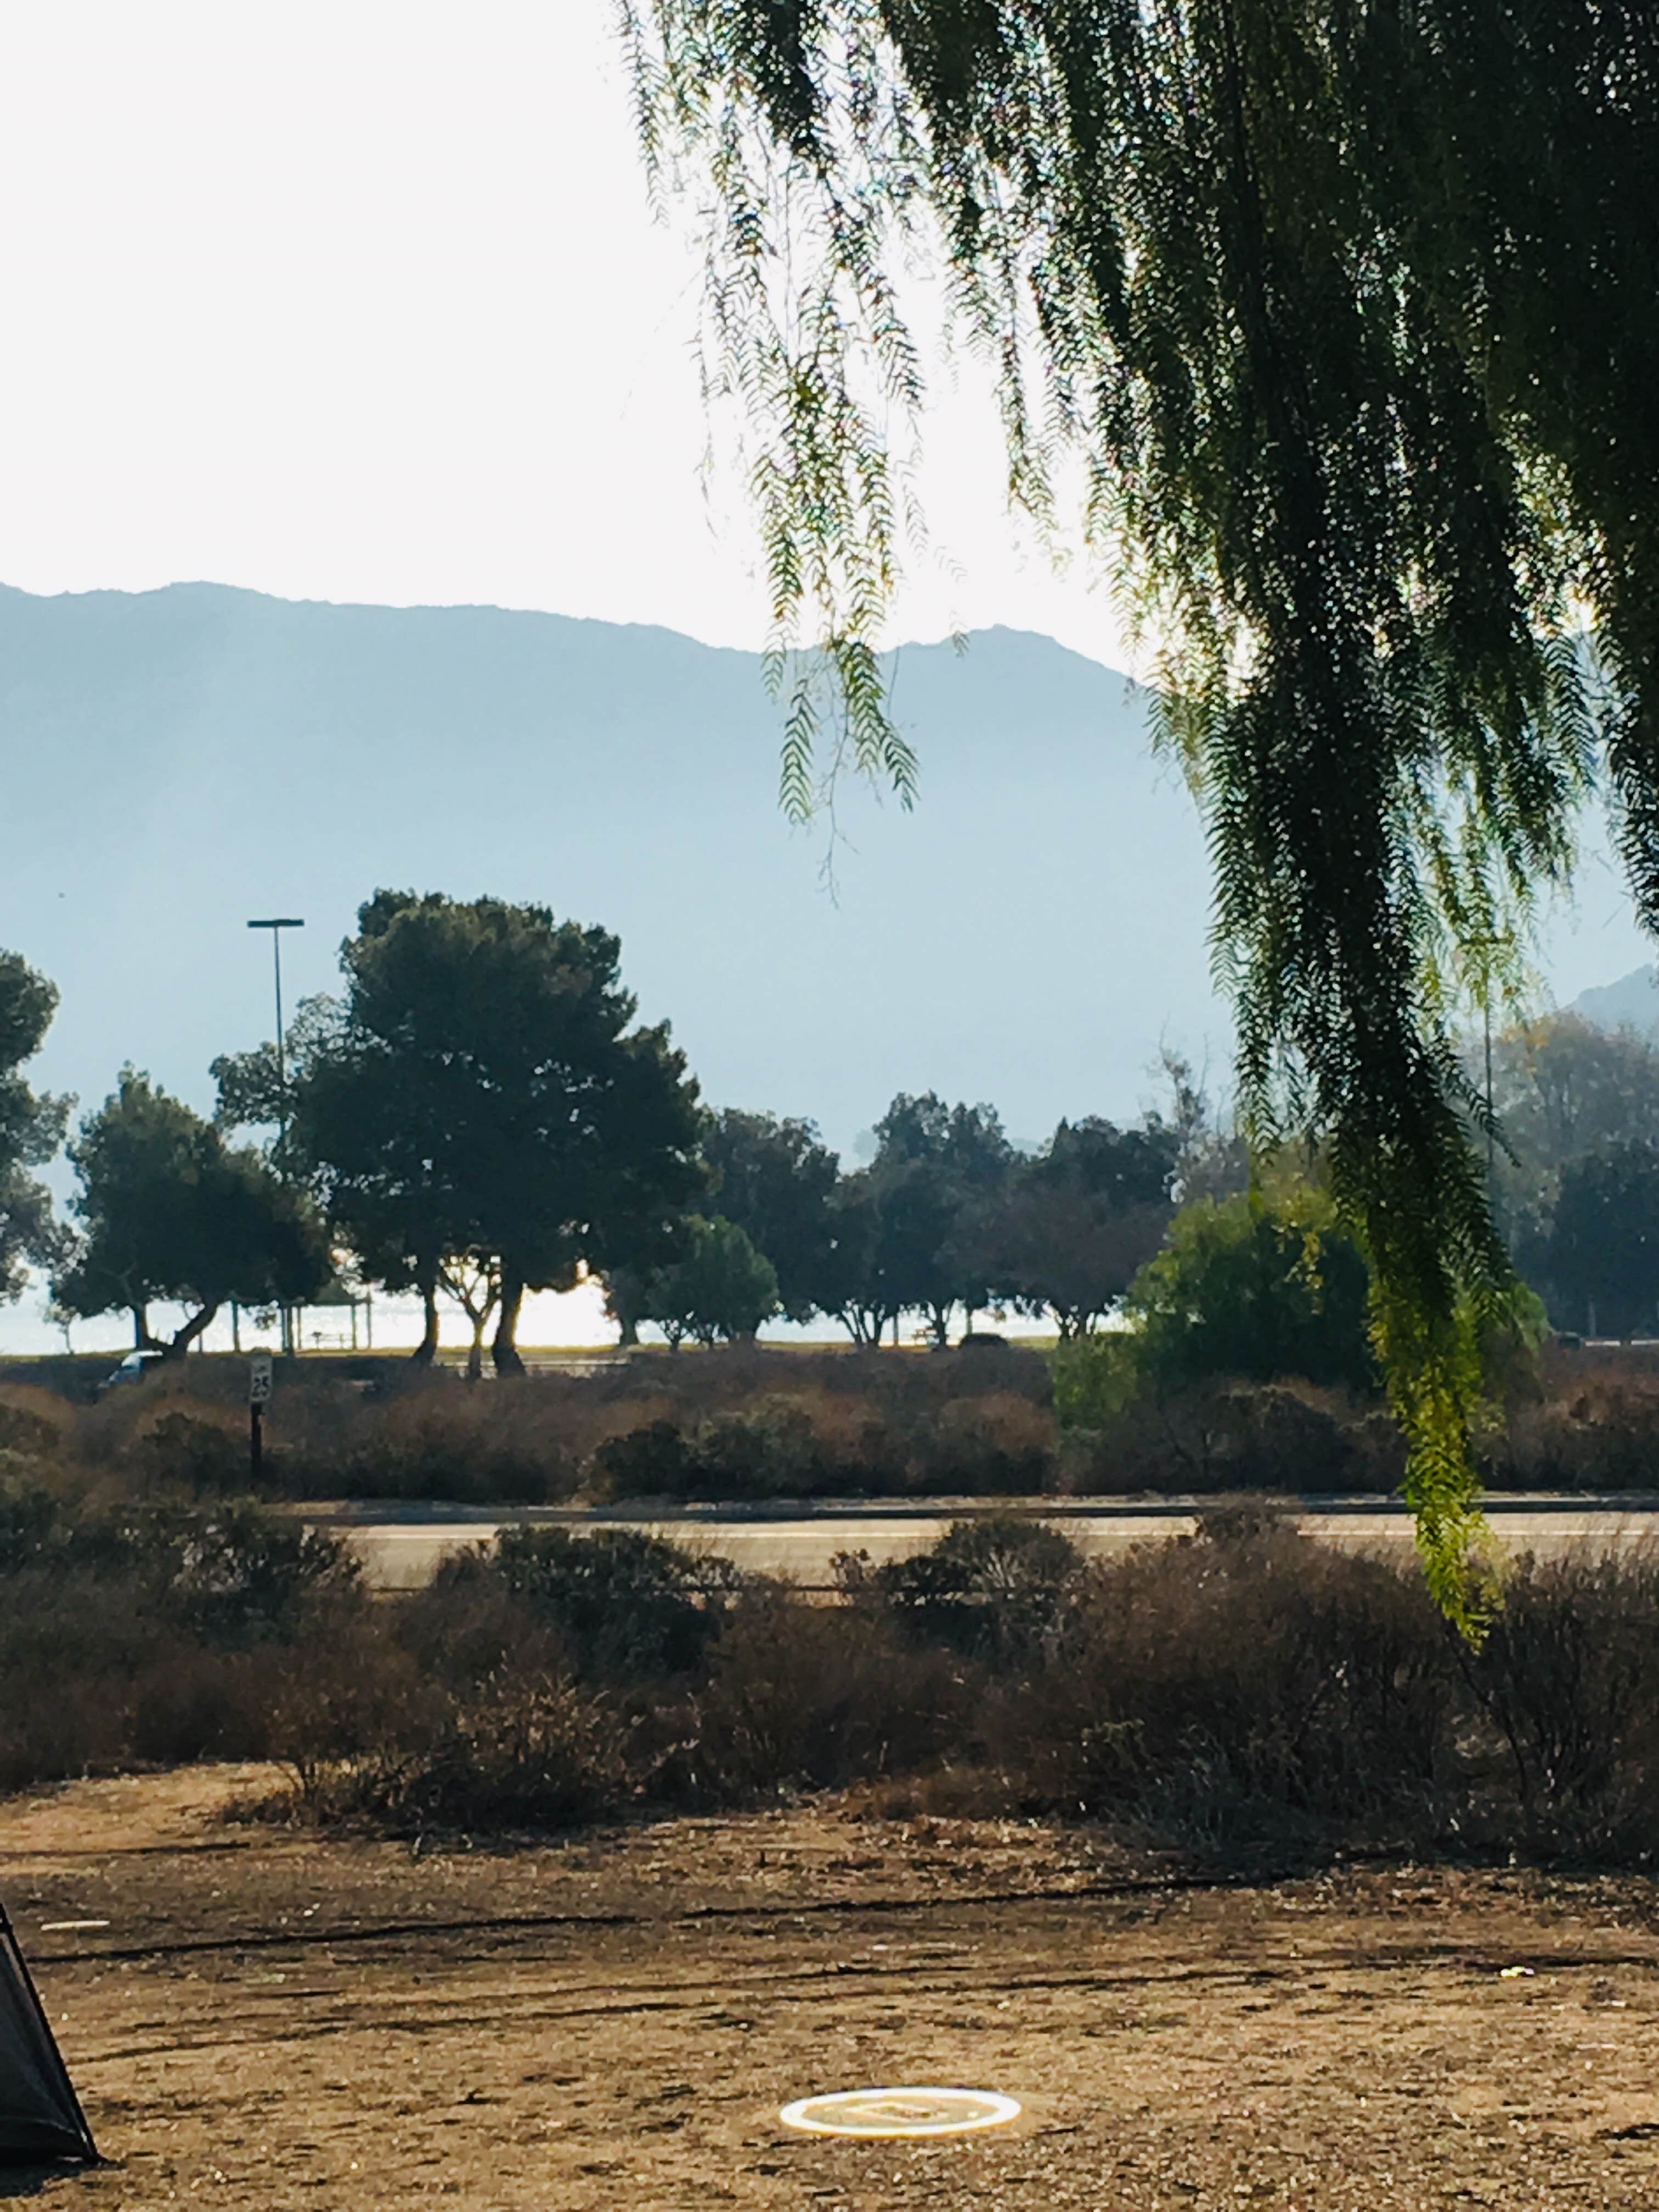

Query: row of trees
[0,898,702,1365]
[0,892,1222,1365]
[10,898,1659,1362]
[614,1093,1197,1351]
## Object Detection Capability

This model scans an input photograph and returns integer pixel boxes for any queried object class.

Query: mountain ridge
[2,577,1655,1353]
[0,581,1224,1166]
[1570,966,1659,1036]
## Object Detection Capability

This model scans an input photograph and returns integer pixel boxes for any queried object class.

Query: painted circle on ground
[778,2086,1022,2138]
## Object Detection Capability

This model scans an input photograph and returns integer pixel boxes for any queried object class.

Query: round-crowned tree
[55,1069,330,1355]
[271,892,704,1370]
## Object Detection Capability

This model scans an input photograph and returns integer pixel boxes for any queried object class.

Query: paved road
[314,1497,1659,1590]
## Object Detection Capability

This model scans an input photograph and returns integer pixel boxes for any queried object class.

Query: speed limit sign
[248,1353,274,1407]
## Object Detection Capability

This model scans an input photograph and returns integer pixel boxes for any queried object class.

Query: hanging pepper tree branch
[619,0,1658,1626]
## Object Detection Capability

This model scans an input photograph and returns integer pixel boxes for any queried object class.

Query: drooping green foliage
[622,0,1659,1619]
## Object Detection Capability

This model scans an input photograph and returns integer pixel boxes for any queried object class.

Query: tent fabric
[0,1906,97,2162]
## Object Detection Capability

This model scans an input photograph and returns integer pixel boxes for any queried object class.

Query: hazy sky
[0,1,1124,665]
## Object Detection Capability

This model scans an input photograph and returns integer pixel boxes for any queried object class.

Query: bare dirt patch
[5,1769,1659,2208]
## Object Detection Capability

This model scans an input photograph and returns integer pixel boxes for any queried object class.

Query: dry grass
[0,1344,1060,1505]
[12,1335,1659,1510]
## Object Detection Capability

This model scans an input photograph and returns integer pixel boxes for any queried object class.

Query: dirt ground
[5,1770,1659,2209]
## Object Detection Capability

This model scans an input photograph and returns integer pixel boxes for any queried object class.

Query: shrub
[0,1476,360,1626]
[3,1341,1074,1508]
[0,1386,71,1459]
[133,1406,250,1494]
[690,1403,825,1495]
[1056,1378,1404,1496]
[1485,1345,1659,1492]
[1463,1543,1659,1859]
[591,1402,828,1500]
[487,1526,741,1679]
[590,1417,696,1498]
[160,1503,363,1648]
[1049,1184,1386,1456]
[842,1514,1084,1664]
[690,1592,977,1797]
[394,1564,573,1689]
[590,1389,1058,1502]
[278,1669,629,1833]
[263,1611,433,1804]
[913,1393,1056,1493]
[0,1483,366,1791]
[1051,1333,1138,1429]
[337,1387,577,1504]
[0,1479,61,1571]
[1004,1517,1454,1848]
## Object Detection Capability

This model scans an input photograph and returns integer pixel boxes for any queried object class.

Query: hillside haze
[0,583,1226,1161]
[1571,966,1659,1036]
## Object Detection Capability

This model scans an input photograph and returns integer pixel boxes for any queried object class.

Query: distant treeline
[0,889,1243,1369]
[2,891,1657,1382]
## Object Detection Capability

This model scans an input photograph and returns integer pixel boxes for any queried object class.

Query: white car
[98,1348,167,1392]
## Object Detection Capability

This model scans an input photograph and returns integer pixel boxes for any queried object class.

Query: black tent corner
[0,1904,98,2165]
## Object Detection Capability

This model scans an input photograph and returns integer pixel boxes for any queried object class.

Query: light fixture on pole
[246,918,305,1105]
[247,918,305,1354]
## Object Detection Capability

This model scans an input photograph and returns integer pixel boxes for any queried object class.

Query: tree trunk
[492,1269,527,1375]
[466,1319,485,1381]
[166,1302,220,1358]
[411,1276,440,1366]
[133,1306,162,1351]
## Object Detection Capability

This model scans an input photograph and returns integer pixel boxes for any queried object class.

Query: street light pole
[1464,930,1508,1254]
[247,918,305,1354]
[1482,985,1503,1254]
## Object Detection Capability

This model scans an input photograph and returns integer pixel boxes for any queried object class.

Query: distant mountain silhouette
[0,583,1228,1160]
[1570,965,1659,1036]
